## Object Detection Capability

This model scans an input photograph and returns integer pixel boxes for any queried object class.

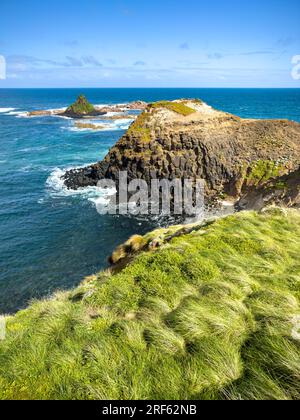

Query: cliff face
[63,100,300,200]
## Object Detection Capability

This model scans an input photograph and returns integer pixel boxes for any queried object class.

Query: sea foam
[67,118,134,133]
[46,167,116,210]
[0,108,16,113]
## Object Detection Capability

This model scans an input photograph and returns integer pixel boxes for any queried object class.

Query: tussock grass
[0,209,299,400]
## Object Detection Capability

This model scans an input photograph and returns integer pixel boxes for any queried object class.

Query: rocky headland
[63,99,300,208]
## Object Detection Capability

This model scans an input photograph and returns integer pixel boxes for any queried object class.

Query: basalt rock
[63,99,300,204]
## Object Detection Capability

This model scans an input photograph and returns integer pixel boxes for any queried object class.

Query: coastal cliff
[63,99,300,205]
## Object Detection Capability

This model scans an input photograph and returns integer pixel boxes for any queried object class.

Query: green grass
[127,111,152,143]
[126,100,196,143]
[0,208,299,400]
[246,160,285,186]
[150,101,196,116]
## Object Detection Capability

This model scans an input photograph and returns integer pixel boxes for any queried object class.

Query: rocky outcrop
[74,122,106,131]
[60,95,105,119]
[28,109,65,117]
[63,99,300,204]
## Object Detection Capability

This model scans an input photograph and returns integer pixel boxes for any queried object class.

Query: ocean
[0,88,299,313]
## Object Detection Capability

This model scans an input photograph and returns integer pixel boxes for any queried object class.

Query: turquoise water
[0,88,299,313]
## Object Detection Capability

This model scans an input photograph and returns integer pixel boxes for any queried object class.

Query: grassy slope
[126,100,196,143]
[0,209,299,400]
[150,101,196,116]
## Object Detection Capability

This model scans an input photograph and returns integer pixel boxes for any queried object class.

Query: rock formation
[63,99,300,205]
[60,95,105,119]
[74,122,106,131]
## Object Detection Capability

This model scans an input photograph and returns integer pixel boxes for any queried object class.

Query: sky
[0,0,300,88]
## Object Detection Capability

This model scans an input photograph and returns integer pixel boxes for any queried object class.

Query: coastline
[1,88,299,315]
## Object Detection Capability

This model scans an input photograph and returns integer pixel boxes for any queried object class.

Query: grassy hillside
[0,208,299,400]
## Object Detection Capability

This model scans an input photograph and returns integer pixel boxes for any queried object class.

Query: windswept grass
[150,101,196,116]
[0,208,299,400]
[127,111,152,143]
[126,100,196,143]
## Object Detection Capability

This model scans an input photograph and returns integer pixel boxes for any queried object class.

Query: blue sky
[0,0,299,87]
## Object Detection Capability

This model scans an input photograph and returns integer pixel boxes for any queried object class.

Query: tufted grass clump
[0,209,299,400]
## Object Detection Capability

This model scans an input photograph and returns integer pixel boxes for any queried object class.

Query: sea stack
[60,95,105,119]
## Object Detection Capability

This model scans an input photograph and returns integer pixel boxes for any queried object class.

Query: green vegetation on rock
[127,111,152,143]
[247,160,285,186]
[0,209,299,400]
[65,95,96,116]
[126,100,196,143]
[150,101,196,116]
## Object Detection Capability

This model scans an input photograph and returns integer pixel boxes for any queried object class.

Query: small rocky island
[63,99,300,209]
[59,95,105,119]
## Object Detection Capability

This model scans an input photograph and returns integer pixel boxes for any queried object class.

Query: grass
[126,100,196,143]
[0,208,299,400]
[246,160,285,186]
[127,111,152,143]
[150,101,196,116]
